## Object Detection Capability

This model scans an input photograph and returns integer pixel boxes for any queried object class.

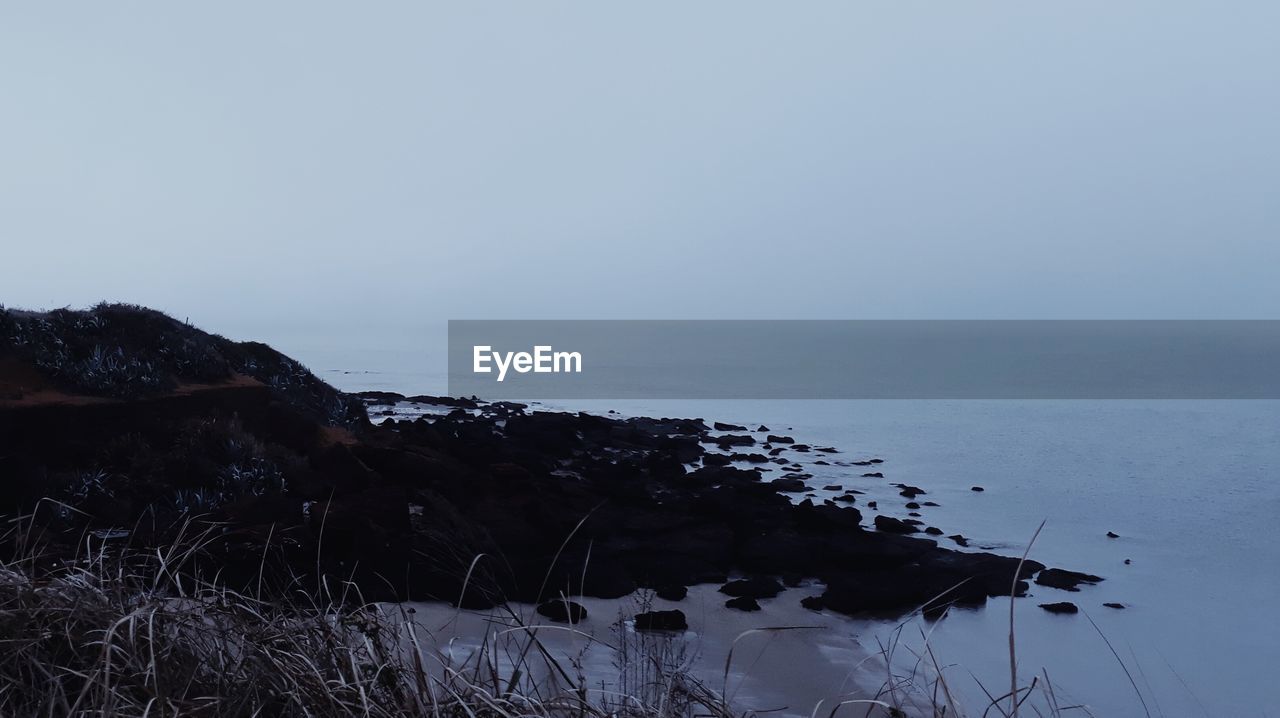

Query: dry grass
[0,507,735,718]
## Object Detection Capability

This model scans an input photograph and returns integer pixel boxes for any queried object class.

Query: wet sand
[400,584,912,716]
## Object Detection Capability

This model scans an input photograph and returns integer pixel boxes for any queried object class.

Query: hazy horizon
[4,2,1279,336]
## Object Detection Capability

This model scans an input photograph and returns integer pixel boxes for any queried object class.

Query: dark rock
[800,595,825,611]
[898,486,925,498]
[766,435,794,444]
[770,478,808,492]
[905,502,921,509]
[715,434,755,448]
[655,585,688,601]
[714,422,747,431]
[1039,602,1079,614]
[1035,568,1104,592]
[1103,602,1126,609]
[874,515,920,534]
[756,425,770,432]
[404,394,480,409]
[719,577,784,599]
[862,472,884,478]
[634,610,687,631]
[725,596,761,611]
[701,453,731,467]
[1106,531,1119,538]
[834,494,857,503]
[924,527,944,536]
[536,599,588,623]
[816,447,838,453]
[948,534,970,547]
[823,484,843,491]
[971,486,985,492]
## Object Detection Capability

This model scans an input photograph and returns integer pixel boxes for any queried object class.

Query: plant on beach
[0,512,733,718]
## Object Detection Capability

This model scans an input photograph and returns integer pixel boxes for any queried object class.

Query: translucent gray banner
[447,320,1280,400]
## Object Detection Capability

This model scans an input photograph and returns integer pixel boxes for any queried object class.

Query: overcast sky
[3,2,1278,337]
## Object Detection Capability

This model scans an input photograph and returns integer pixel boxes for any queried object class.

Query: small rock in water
[800,595,825,611]
[655,585,687,601]
[948,534,970,547]
[925,526,944,536]
[1106,531,1120,538]
[971,486,985,492]
[719,577,784,599]
[1103,602,1126,609]
[767,435,795,444]
[725,596,762,612]
[1039,602,1079,615]
[834,494,857,503]
[756,425,770,432]
[536,599,588,623]
[905,501,921,509]
[867,500,878,509]
[634,610,687,631]
[714,422,747,431]
[898,485,926,498]
[823,484,843,491]
[1035,568,1104,591]
[862,472,884,478]
[1124,559,1132,565]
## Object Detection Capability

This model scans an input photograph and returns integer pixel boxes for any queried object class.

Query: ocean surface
[263,329,1279,717]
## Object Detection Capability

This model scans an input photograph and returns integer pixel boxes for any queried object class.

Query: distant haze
[3,2,1278,340]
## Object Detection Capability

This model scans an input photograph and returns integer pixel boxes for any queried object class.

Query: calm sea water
[267,329,1280,716]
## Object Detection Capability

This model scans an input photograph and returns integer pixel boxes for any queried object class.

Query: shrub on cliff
[1,303,364,426]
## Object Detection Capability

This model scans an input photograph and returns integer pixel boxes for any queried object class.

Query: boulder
[1035,568,1104,592]
[536,599,588,623]
[1039,602,1079,614]
[719,577,784,599]
[634,610,687,631]
[874,515,920,534]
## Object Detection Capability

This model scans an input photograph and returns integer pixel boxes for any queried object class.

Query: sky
[3,1,1279,340]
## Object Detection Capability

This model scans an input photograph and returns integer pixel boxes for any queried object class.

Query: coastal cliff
[1,304,1073,616]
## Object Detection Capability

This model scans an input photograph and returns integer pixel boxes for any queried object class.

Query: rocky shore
[0,304,1095,620]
